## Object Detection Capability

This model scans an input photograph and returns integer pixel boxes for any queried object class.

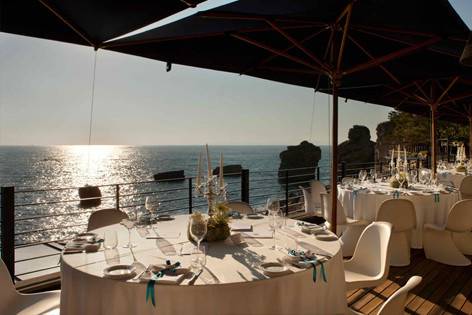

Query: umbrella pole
[431,106,437,175]
[469,116,472,158]
[331,80,339,234]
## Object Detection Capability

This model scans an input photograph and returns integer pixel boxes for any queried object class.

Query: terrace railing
[0,161,376,282]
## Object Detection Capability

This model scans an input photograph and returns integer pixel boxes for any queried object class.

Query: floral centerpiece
[389,172,408,189]
[188,145,231,242]
[456,163,467,173]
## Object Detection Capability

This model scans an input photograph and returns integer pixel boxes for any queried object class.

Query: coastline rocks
[338,125,375,167]
[78,185,101,208]
[153,170,185,181]
[213,164,242,176]
[278,141,321,184]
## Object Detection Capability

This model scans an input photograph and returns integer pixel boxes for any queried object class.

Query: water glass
[191,245,206,273]
[104,230,118,249]
[104,249,120,265]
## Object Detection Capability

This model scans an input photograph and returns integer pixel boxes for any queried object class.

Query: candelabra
[195,174,227,214]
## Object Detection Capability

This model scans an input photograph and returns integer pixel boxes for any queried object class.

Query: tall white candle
[397,145,401,168]
[196,151,202,187]
[219,153,224,189]
[390,149,394,164]
[206,144,212,178]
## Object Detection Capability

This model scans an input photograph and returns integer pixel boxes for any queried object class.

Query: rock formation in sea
[338,125,375,167]
[213,164,242,176]
[278,141,321,184]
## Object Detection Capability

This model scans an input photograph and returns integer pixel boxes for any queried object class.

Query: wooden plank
[444,276,472,314]
[435,264,472,314]
[360,253,434,314]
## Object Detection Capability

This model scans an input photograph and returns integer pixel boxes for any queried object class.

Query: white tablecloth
[61,215,347,315]
[437,170,466,188]
[338,183,460,248]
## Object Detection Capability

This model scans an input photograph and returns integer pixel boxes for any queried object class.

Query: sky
[0,0,471,146]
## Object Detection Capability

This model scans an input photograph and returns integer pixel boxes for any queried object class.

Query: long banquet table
[338,182,460,248]
[61,214,347,315]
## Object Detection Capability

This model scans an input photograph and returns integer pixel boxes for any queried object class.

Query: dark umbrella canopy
[0,0,206,47]
[106,0,471,98]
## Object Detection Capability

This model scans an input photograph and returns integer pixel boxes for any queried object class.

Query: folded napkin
[286,249,327,283]
[230,223,253,232]
[146,260,182,307]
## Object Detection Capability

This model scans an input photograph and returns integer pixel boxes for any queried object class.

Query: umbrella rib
[347,34,400,85]
[264,20,330,73]
[353,28,461,58]
[37,0,95,47]
[336,2,353,72]
[230,33,323,74]
[343,36,441,76]
[435,76,459,107]
[243,27,327,75]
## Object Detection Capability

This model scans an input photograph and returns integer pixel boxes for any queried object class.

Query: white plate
[76,232,98,242]
[246,213,264,220]
[260,262,289,277]
[104,265,136,280]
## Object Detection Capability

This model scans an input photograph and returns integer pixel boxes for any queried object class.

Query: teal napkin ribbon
[392,191,400,199]
[146,260,181,307]
[434,193,440,203]
[288,250,327,283]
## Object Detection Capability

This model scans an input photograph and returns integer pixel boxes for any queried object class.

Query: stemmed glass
[121,212,137,248]
[359,170,367,184]
[370,169,376,183]
[189,215,208,250]
[145,195,160,218]
[266,198,281,250]
[410,169,418,185]
[396,172,405,192]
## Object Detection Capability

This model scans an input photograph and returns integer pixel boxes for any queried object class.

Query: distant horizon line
[0,143,333,147]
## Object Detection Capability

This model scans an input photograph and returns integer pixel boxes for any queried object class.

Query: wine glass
[410,169,418,184]
[369,169,376,182]
[121,214,137,248]
[266,198,280,216]
[145,195,160,218]
[189,215,208,250]
[396,172,405,191]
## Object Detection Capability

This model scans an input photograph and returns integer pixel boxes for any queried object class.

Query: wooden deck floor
[347,249,472,314]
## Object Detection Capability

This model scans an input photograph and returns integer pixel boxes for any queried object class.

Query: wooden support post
[331,80,339,234]
[469,117,472,159]
[115,184,120,211]
[431,106,438,176]
[1,186,15,279]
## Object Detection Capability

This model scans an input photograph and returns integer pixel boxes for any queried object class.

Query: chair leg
[340,225,365,257]
[452,232,472,255]
[389,231,411,267]
[424,228,471,266]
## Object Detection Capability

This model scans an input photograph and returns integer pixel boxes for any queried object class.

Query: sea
[0,145,331,245]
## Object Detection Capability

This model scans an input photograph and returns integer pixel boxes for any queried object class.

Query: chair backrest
[0,258,18,303]
[310,180,326,209]
[300,186,313,213]
[320,193,348,225]
[446,200,472,232]
[87,209,129,231]
[350,222,392,279]
[460,176,472,199]
[377,276,422,315]
[224,201,254,214]
[376,199,416,232]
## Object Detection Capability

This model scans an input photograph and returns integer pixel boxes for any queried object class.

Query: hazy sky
[0,0,470,146]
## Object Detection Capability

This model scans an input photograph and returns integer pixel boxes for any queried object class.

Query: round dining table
[338,182,460,248]
[437,169,466,189]
[60,214,347,315]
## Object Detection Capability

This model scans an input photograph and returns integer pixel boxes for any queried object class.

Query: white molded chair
[224,201,254,214]
[0,258,60,315]
[344,222,393,291]
[375,199,416,266]
[321,193,369,257]
[424,200,472,266]
[299,180,326,215]
[348,276,422,315]
[87,208,129,231]
[460,175,472,199]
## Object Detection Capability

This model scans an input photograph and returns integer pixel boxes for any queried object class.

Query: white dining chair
[459,175,472,199]
[348,276,422,315]
[299,180,326,215]
[321,193,369,257]
[87,208,129,231]
[224,201,254,214]
[344,221,393,291]
[424,199,472,266]
[0,258,60,315]
[375,199,416,266]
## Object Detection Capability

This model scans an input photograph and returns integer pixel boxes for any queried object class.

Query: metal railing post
[316,167,320,180]
[241,169,249,203]
[188,178,193,214]
[285,170,289,216]
[1,186,15,279]
[115,184,120,211]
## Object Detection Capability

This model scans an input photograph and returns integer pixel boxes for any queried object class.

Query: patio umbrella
[105,0,471,232]
[0,0,206,47]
